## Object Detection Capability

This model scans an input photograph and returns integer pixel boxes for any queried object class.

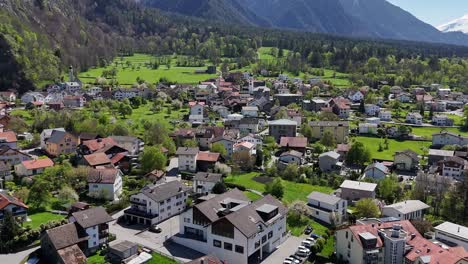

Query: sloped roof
[0,131,17,143]
[71,207,113,229]
[87,168,120,184]
[83,153,111,166]
[307,191,341,205]
[176,147,199,155]
[82,137,117,152]
[0,190,28,210]
[141,181,190,203]
[280,137,307,148]
[383,200,430,214]
[45,223,89,250]
[193,172,222,183]
[194,189,249,223]
[340,180,377,192]
[21,158,54,170]
[197,152,220,162]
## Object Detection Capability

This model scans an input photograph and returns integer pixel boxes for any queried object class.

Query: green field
[225,172,333,204]
[243,190,262,201]
[411,126,468,139]
[27,212,64,229]
[354,136,431,160]
[88,251,177,264]
[79,54,217,85]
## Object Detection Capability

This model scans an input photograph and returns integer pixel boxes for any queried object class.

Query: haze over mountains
[141,0,468,46]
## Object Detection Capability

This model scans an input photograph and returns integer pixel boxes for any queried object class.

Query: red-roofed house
[15,158,54,176]
[82,153,112,168]
[0,130,18,149]
[336,220,468,264]
[279,137,308,152]
[110,152,131,173]
[234,141,255,156]
[329,97,351,118]
[80,137,117,154]
[0,190,28,223]
[87,168,123,201]
[197,151,220,172]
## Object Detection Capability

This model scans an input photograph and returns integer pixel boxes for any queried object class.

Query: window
[268,231,273,239]
[224,242,233,251]
[262,235,267,243]
[235,245,244,254]
[213,240,221,248]
[345,231,348,239]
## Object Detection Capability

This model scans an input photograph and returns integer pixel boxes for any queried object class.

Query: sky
[387,0,467,27]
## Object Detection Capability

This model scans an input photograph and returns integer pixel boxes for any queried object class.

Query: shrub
[225,182,246,191]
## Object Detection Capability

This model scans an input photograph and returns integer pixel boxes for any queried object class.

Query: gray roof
[309,121,349,127]
[280,150,303,158]
[193,172,222,183]
[307,191,341,205]
[71,207,113,229]
[319,151,340,160]
[364,163,389,174]
[428,149,454,157]
[194,189,250,223]
[176,147,199,155]
[269,119,297,126]
[383,200,430,214]
[109,240,137,253]
[45,223,88,250]
[340,180,377,192]
[141,181,190,203]
[47,130,67,144]
[434,221,468,241]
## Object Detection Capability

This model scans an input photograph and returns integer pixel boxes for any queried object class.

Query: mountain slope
[141,0,468,46]
[438,14,468,34]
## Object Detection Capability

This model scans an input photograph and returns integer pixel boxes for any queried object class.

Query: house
[432,115,454,126]
[390,86,403,94]
[335,144,350,161]
[0,190,28,224]
[45,130,79,156]
[110,136,144,156]
[339,180,377,202]
[286,109,302,126]
[144,169,166,185]
[197,151,220,172]
[273,94,303,106]
[40,128,66,149]
[0,91,17,102]
[237,134,262,150]
[113,88,141,100]
[63,95,85,108]
[176,147,199,172]
[378,111,392,121]
[212,136,236,157]
[365,117,381,125]
[0,161,12,181]
[213,105,230,118]
[359,123,378,135]
[40,223,88,264]
[363,162,390,181]
[382,200,430,220]
[87,168,123,201]
[108,240,139,263]
[335,220,468,264]
[65,82,81,93]
[279,137,307,152]
[79,137,118,155]
[432,101,447,112]
[437,156,468,181]
[193,172,223,195]
[278,151,303,168]
[406,112,423,125]
[432,131,468,147]
[239,118,261,135]
[435,222,468,250]
[308,121,350,144]
[394,149,419,171]
[437,88,451,97]
[233,141,255,156]
[21,92,45,104]
[69,207,114,253]
[0,145,32,167]
[310,98,327,112]
[14,158,54,177]
[189,102,206,124]
[268,119,297,142]
[416,94,433,103]
[319,151,341,172]
[396,93,411,103]
[124,181,190,225]
[173,189,288,264]
[348,90,364,102]
[0,128,17,149]
[83,153,112,168]
[307,191,347,225]
[364,104,380,116]
[241,106,258,117]
[329,97,351,118]
[428,149,454,165]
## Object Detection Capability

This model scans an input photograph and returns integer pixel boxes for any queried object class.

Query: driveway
[110,210,204,262]
[261,236,304,264]
[0,246,39,264]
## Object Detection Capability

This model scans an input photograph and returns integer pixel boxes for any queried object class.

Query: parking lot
[261,236,304,264]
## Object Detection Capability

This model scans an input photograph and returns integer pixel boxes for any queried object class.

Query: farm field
[353,136,431,160]
[225,172,333,204]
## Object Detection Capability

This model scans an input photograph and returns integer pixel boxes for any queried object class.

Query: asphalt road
[0,246,39,264]
[261,236,304,264]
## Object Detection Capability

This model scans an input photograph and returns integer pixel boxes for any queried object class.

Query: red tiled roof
[88,168,119,184]
[21,158,54,170]
[197,152,220,162]
[189,101,205,107]
[0,191,28,210]
[82,138,117,152]
[280,137,307,148]
[84,153,111,166]
[0,131,17,143]
[235,141,255,150]
[110,152,127,164]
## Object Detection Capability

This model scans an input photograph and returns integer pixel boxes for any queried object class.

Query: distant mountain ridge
[438,14,468,34]
[141,0,468,46]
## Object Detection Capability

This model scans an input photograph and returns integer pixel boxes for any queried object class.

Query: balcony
[130,199,146,206]
[124,208,158,219]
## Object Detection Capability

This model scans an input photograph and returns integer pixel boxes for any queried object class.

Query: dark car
[149,225,162,233]
[310,233,322,239]
[304,226,313,235]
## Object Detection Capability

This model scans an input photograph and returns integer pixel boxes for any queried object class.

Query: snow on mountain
[437,14,468,34]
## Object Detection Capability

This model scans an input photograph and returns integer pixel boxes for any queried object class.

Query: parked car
[149,225,162,233]
[304,237,315,244]
[283,260,293,264]
[289,254,302,261]
[310,233,322,239]
[296,249,309,258]
[302,240,313,248]
[304,226,312,235]
[285,257,300,264]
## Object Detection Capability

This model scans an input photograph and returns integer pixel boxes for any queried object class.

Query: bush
[225,182,246,191]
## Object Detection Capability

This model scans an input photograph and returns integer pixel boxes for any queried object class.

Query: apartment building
[308,121,349,144]
[307,191,347,225]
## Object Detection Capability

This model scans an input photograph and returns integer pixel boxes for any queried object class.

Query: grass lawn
[11,109,34,126]
[27,212,64,229]
[411,126,468,139]
[243,190,262,201]
[353,136,431,160]
[79,53,217,86]
[225,172,333,204]
[87,251,177,264]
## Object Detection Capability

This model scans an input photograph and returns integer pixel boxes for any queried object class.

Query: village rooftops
[395,149,420,161]
[20,158,54,170]
[435,222,468,241]
[176,147,199,156]
[268,119,297,126]
[196,152,220,162]
[0,131,17,143]
[71,207,113,229]
[383,200,430,215]
[141,181,190,203]
[429,149,454,157]
[280,150,303,158]
[340,180,377,192]
[0,190,28,210]
[280,137,307,148]
[83,153,111,166]
[45,223,89,250]
[319,151,340,160]
[193,172,222,183]
[87,168,120,184]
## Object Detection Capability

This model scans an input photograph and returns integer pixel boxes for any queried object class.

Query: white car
[298,246,311,253]
[283,260,293,264]
[296,249,309,258]
[304,237,316,244]
[285,257,300,264]
[301,240,313,248]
